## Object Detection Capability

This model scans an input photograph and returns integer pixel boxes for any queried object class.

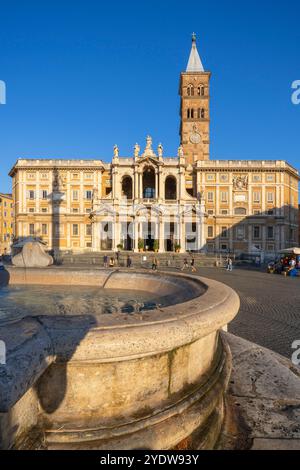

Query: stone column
[80,171,84,214]
[180,214,186,252]
[139,171,143,200]
[179,170,185,199]
[114,215,121,250]
[216,174,220,216]
[159,170,164,201]
[36,172,40,213]
[67,222,71,250]
[134,168,139,201]
[159,217,165,252]
[248,224,252,253]
[196,170,201,197]
[134,219,139,252]
[155,170,159,200]
[261,174,266,214]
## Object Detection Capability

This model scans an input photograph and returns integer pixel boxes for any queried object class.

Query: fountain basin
[0,268,239,450]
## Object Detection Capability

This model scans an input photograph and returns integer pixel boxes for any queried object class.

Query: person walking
[226,257,233,272]
[103,255,108,268]
[181,258,189,271]
[190,257,197,273]
[152,256,158,271]
[127,255,132,268]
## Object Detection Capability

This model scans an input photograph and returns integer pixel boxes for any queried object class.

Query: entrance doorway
[142,221,155,251]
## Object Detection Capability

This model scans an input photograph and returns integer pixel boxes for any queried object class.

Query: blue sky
[0,0,299,193]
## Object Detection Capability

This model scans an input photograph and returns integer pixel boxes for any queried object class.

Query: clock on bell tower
[179,34,211,164]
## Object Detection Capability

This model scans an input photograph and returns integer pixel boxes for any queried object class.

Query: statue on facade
[92,186,98,202]
[134,143,140,158]
[157,143,163,158]
[113,145,119,158]
[178,145,184,158]
[145,135,152,151]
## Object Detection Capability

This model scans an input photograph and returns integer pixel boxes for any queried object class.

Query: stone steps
[58,252,219,268]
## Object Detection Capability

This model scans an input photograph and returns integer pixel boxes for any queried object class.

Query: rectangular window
[206,174,214,181]
[28,208,34,213]
[253,191,261,203]
[72,224,79,236]
[266,175,274,182]
[41,208,48,213]
[221,191,228,203]
[72,208,79,213]
[207,226,214,238]
[207,191,214,202]
[72,190,79,201]
[253,226,261,239]
[220,174,228,182]
[221,226,228,238]
[207,210,214,215]
[29,190,35,200]
[42,224,48,235]
[85,208,92,213]
[267,226,274,239]
[86,224,92,236]
[42,190,48,200]
[29,223,35,235]
[236,226,245,240]
[253,175,261,182]
[85,190,92,200]
[221,210,228,215]
[267,192,274,203]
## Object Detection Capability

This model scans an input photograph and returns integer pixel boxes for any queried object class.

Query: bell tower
[180,34,211,164]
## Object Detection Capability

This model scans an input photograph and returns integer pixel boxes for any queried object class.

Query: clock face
[190,131,201,144]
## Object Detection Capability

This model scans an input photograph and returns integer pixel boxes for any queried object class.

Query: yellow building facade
[9,36,299,256]
[0,193,14,254]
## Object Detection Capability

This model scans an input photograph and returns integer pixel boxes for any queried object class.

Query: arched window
[187,85,194,96]
[143,167,156,199]
[201,86,205,96]
[165,176,177,200]
[122,176,133,200]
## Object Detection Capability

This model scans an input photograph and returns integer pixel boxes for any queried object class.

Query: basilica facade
[10,36,299,255]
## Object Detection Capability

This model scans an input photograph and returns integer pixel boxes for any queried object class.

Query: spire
[186,33,204,72]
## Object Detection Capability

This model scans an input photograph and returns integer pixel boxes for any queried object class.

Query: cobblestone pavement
[186,267,300,360]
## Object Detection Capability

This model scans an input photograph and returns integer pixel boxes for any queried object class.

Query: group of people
[181,258,197,273]
[103,253,132,269]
